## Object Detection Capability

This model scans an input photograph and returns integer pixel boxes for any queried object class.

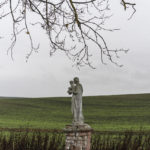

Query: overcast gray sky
[0,0,150,97]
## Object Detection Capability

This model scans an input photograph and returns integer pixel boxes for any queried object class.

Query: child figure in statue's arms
[67,81,75,95]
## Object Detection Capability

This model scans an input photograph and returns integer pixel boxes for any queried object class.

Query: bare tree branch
[0,0,136,68]
[121,0,136,19]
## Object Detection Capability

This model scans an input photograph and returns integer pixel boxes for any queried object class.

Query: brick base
[64,124,92,150]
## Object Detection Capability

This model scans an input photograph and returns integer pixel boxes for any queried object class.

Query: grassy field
[0,94,150,131]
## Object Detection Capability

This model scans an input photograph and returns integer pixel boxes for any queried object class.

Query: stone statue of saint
[67,77,84,125]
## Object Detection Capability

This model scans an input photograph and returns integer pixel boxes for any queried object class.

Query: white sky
[0,0,150,97]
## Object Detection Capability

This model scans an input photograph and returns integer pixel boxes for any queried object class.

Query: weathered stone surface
[64,124,93,150]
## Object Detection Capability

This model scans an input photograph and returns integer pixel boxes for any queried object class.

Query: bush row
[0,131,150,150]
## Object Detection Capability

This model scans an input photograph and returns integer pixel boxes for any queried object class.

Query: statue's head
[74,77,79,84]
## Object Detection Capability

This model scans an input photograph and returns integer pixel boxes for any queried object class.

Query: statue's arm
[80,84,83,93]
[73,84,83,95]
[72,86,78,95]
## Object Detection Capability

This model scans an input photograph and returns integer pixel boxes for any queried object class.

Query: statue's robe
[71,83,84,124]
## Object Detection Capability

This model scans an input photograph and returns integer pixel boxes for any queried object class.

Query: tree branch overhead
[0,0,136,67]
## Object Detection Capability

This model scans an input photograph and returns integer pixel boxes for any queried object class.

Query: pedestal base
[64,124,93,150]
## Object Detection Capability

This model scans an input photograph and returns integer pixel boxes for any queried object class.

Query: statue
[65,78,92,150]
[67,77,84,124]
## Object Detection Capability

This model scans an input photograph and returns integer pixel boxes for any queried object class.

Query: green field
[0,94,150,131]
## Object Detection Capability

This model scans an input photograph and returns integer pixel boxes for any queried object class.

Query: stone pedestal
[64,124,93,150]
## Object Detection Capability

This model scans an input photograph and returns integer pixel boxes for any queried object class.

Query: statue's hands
[73,92,77,95]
